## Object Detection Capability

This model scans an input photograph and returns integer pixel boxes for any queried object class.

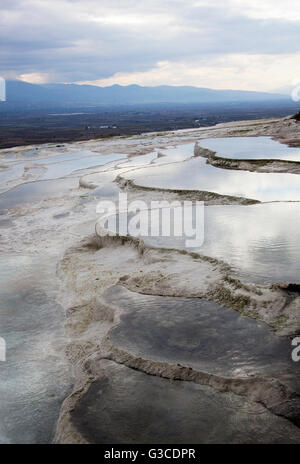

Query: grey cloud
[0,0,299,81]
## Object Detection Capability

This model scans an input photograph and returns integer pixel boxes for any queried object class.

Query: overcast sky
[1,0,300,91]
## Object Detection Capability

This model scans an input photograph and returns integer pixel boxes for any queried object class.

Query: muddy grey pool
[69,286,300,444]
[105,286,299,383]
[70,360,300,444]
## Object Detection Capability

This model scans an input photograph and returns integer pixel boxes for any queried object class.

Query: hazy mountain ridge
[4,80,288,106]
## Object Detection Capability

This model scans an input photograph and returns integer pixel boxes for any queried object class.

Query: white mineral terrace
[0,116,300,443]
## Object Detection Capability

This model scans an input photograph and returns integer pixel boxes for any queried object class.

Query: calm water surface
[108,202,300,284]
[199,136,300,161]
[122,150,300,202]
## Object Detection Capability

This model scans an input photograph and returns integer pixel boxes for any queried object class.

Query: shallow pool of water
[0,162,29,188]
[0,178,78,211]
[203,203,300,284]
[105,285,299,384]
[71,359,300,444]
[107,202,300,284]
[39,152,127,180]
[0,254,72,443]
[199,136,300,161]
[122,151,300,202]
[154,143,194,163]
[0,149,128,195]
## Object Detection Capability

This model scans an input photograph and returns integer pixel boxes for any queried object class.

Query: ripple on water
[105,286,299,386]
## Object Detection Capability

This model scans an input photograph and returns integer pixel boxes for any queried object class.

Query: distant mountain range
[3,80,289,107]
